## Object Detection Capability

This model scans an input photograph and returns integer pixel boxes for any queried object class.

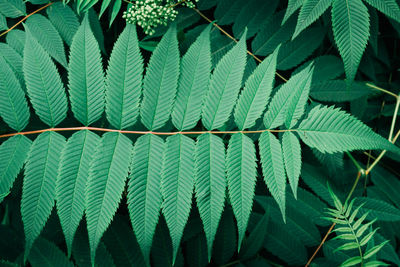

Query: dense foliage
[1,0,400,266]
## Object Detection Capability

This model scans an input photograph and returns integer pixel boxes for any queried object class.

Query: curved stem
[0,126,297,139]
[0,2,54,38]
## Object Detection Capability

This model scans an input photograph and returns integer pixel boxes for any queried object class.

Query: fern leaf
[277,27,325,70]
[226,133,257,251]
[259,132,286,220]
[234,46,279,130]
[293,0,332,39]
[354,197,400,221]
[140,24,179,131]
[282,132,301,198]
[0,43,24,89]
[285,64,314,128]
[0,135,31,203]
[161,134,195,265]
[297,105,400,154]
[194,133,226,261]
[331,0,370,82]
[363,0,400,23]
[105,24,143,130]
[172,24,211,131]
[21,131,66,259]
[56,130,100,257]
[6,29,25,55]
[0,56,29,131]
[23,27,68,127]
[68,14,105,126]
[264,64,312,129]
[0,0,25,18]
[28,237,73,267]
[283,0,304,24]
[25,14,68,67]
[46,2,79,46]
[202,30,247,130]
[127,134,164,265]
[85,132,132,264]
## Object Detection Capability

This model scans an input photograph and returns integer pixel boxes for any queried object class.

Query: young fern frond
[325,185,389,267]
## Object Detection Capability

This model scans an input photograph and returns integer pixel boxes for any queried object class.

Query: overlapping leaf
[141,24,179,131]
[28,237,73,267]
[56,130,100,256]
[68,14,105,126]
[172,24,211,131]
[282,132,301,198]
[0,56,29,131]
[106,24,143,129]
[21,131,66,259]
[226,133,257,251]
[46,2,79,46]
[161,134,195,264]
[0,135,31,203]
[194,133,226,260]
[127,134,164,265]
[0,0,25,18]
[202,30,247,130]
[85,132,132,264]
[234,46,279,130]
[23,27,67,127]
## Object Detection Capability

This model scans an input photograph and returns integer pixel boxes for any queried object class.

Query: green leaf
[194,133,226,261]
[28,238,73,267]
[108,0,121,27]
[68,14,105,126]
[161,134,195,265]
[0,0,26,18]
[282,0,304,24]
[363,0,400,22]
[6,29,25,55]
[85,132,132,264]
[239,210,269,260]
[252,11,296,56]
[46,2,79,46]
[284,64,313,128]
[259,132,286,220]
[25,14,68,67]
[293,0,332,39]
[0,42,25,89]
[201,30,247,130]
[264,64,312,129]
[226,133,257,251]
[354,197,400,221]
[23,27,68,127]
[297,105,400,154]
[56,130,100,257]
[0,56,29,131]
[103,216,146,267]
[140,24,179,131]
[212,208,237,265]
[0,13,6,31]
[127,134,164,265]
[21,131,66,259]
[310,80,371,102]
[282,132,301,198]
[340,256,362,267]
[331,0,370,82]
[364,241,389,259]
[99,0,111,17]
[234,46,279,130]
[105,24,143,129]
[88,9,105,54]
[0,135,31,203]
[172,24,211,131]
[277,27,325,70]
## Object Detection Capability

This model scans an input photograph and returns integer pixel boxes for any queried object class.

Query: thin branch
[192,8,288,82]
[0,2,54,38]
[0,126,297,139]
[365,83,399,99]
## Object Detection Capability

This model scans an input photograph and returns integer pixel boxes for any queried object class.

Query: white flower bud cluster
[123,0,198,35]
